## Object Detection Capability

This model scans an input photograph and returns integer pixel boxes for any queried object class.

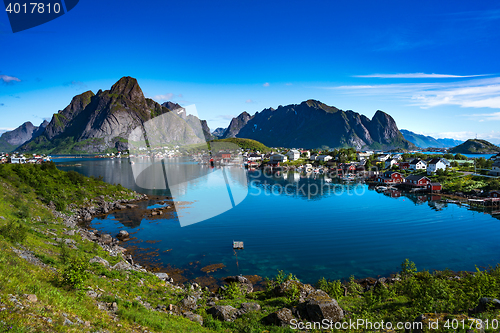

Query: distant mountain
[230,100,415,150]
[0,120,48,152]
[222,112,253,139]
[436,138,463,147]
[448,139,500,154]
[19,77,210,154]
[212,127,226,138]
[400,129,463,148]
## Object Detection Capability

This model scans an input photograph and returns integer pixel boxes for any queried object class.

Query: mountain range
[217,100,414,150]
[13,77,209,154]
[0,120,48,152]
[400,129,463,148]
[0,76,476,154]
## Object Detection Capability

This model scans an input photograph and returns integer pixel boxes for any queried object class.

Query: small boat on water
[376,186,388,192]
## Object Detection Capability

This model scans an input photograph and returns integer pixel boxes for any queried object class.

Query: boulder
[207,305,237,321]
[305,290,343,323]
[274,280,315,302]
[25,294,37,303]
[154,272,169,280]
[83,211,92,221]
[180,296,198,311]
[240,302,261,313]
[100,234,113,244]
[115,204,126,210]
[224,275,253,294]
[470,297,500,314]
[263,308,295,327]
[184,311,203,325]
[89,256,109,267]
[116,230,129,239]
[111,260,132,271]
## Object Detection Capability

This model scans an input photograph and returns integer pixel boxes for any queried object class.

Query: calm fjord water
[56,158,500,284]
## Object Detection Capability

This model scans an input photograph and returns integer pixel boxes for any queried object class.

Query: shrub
[221,282,242,299]
[316,277,344,300]
[0,220,29,243]
[61,256,89,290]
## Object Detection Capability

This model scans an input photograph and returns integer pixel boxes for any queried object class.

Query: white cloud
[424,130,500,143]
[245,99,254,104]
[263,82,270,87]
[153,93,183,101]
[353,73,487,78]
[285,83,293,86]
[0,75,21,84]
[330,77,500,110]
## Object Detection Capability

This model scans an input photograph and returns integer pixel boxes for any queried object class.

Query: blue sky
[1,1,500,142]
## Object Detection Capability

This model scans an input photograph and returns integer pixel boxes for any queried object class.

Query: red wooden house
[399,162,410,170]
[427,183,442,192]
[405,175,431,187]
[490,190,500,198]
[377,171,403,184]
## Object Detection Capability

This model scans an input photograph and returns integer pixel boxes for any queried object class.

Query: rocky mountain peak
[109,76,145,103]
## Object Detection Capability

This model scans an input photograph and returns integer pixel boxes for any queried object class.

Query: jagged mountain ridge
[231,100,414,150]
[212,127,227,138]
[0,120,48,152]
[19,77,210,154]
[221,111,253,139]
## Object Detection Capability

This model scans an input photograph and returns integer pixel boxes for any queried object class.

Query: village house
[392,154,403,161]
[490,190,500,198]
[409,158,427,171]
[317,155,332,162]
[427,182,442,192]
[399,162,410,170]
[10,157,26,164]
[247,153,263,162]
[286,149,300,161]
[426,158,449,175]
[385,158,399,169]
[377,154,391,162]
[489,160,500,176]
[377,171,404,184]
[357,151,373,160]
[269,153,287,163]
[404,175,431,187]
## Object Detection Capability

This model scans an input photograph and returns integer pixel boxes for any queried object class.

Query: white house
[426,158,448,175]
[377,154,391,162]
[317,155,332,162]
[409,159,427,171]
[357,151,373,161]
[489,160,500,176]
[10,157,26,164]
[269,154,287,163]
[385,158,399,169]
[247,153,262,162]
[286,149,300,161]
